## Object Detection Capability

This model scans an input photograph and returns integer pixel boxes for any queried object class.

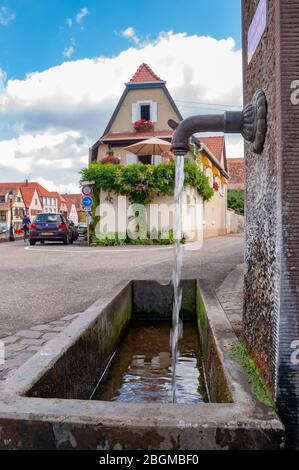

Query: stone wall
[243,0,280,393]
[226,209,244,234]
[242,0,299,448]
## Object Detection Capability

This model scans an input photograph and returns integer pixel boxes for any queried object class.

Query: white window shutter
[132,103,138,123]
[151,101,157,122]
[126,154,138,164]
[153,155,162,164]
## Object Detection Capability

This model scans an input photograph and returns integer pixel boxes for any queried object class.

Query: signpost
[81,182,94,247]
[82,185,93,196]
[81,196,93,208]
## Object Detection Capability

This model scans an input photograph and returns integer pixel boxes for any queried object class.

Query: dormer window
[140,104,151,121]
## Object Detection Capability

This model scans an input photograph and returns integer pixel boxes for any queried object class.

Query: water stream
[171,154,185,403]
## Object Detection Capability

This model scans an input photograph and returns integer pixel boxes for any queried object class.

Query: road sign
[82,185,93,196]
[82,206,91,212]
[82,196,93,207]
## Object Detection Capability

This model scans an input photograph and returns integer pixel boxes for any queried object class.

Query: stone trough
[0,280,284,450]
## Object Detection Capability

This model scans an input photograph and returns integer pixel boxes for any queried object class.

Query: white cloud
[66,18,72,28]
[63,44,75,59]
[75,7,88,24]
[0,131,89,191]
[0,6,15,26]
[63,37,75,58]
[0,68,6,82]
[226,137,244,158]
[35,177,80,194]
[0,31,243,189]
[120,27,140,45]
[0,68,6,93]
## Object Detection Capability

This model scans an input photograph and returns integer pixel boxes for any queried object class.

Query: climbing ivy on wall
[81,161,213,205]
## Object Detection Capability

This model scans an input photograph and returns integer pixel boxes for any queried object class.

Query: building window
[220,181,224,197]
[132,101,157,123]
[138,155,152,164]
[0,195,5,203]
[35,199,38,205]
[0,211,6,221]
[17,197,21,202]
[140,104,151,121]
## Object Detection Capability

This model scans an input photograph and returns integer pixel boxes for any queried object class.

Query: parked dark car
[29,213,77,246]
[68,220,79,242]
[77,222,87,237]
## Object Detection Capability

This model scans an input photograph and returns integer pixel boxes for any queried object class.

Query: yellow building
[90,64,230,239]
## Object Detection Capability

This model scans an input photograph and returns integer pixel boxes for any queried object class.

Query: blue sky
[0,0,243,192]
[1,0,241,80]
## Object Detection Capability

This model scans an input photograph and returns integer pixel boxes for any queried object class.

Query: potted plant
[101,155,120,165]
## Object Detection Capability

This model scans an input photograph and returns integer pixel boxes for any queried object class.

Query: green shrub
[81,161,213,205]
[227,189,245,215]
[92,229,185,246]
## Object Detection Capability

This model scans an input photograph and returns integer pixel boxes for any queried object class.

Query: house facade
[0,182,78,225]
[21,187,43,218]
[0,187,26,231]
[62,195,79,225]
[65,194,84,222]
[57,193,68,216]
[90,63,230,240]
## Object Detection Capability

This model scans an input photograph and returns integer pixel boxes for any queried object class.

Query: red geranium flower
[133,119,154,131]
[213,181,219,191]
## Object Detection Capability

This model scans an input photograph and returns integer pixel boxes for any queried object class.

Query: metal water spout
[169,90,267,155]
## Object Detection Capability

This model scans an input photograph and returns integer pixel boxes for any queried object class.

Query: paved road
[0,234,244,336]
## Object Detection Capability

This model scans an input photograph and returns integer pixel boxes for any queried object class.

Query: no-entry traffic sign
[82,185,93,196]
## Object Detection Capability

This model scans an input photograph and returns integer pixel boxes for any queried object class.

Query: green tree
[227,189,245,215]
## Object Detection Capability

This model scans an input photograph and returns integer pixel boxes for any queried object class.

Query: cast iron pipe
[170,90,267,155]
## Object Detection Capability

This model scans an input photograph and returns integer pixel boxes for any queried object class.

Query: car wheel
[69,237,74,244]
[30,240,36,246]
[40,240,45,244]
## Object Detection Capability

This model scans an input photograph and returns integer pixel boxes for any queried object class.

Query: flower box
[133,119,154,132]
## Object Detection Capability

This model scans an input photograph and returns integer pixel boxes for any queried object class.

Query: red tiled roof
[62,194,79,213]
[63,194,81,208]
[0,182,57,198]
[102,130,173,141]
[20,187,36,209]
[227,158,245,189]
[128,63,164,84]
[200,136,224,162]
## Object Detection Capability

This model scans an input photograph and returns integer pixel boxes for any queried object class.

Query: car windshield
[34,214,62,223]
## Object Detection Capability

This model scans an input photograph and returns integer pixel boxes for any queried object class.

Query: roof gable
[200,136,224,161]
[200,136,227,172]
[127,63,165,84]
[21,187,36,208]
[100,64,182,138]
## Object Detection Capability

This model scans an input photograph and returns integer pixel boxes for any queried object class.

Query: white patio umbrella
[123,137,171,156]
